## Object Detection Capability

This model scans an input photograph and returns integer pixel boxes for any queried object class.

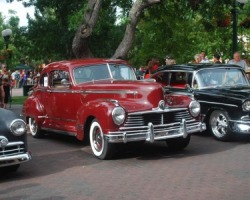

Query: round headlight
[10,119,27,136]
[189,101,201,117]
[243,100,250,111]
[112,107,126,125]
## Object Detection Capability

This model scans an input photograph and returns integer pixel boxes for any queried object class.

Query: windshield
[73,64,136,84]
[109,64,136,80]
[194,68,249,89]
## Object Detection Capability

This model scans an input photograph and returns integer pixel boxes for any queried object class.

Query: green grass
[11,96,27,105]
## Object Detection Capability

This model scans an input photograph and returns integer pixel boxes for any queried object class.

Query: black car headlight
[243,100,250,111]
[189,101,201,117]
[10,119,27,136]
[112,107,126,125]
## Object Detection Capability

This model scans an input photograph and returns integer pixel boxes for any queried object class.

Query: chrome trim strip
[241,115,250,120]
[128,107,187,115]
[229,120,250,124]
[43,116,76,123]
[4,141,24,147]
[47,89,73,93]
[38,115,48,119]
[199,100,238,108]
[81,90,138,95]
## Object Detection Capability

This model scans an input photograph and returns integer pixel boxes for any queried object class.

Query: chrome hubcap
[211,113,228,138]
[93,127,103,152]
[30,118,37,134]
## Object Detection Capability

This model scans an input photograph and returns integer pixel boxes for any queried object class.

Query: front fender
[76,99,119,140]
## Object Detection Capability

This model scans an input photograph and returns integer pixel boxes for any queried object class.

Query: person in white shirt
[228,51,248,71]
[200,51,210,63]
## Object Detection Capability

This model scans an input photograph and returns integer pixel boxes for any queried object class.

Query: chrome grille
[173,110,193,122]
[124,109,194,127]
[0,142,25,157]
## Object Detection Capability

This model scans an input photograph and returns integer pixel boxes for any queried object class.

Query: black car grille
[124,109,194,127]
[0,142,25,157]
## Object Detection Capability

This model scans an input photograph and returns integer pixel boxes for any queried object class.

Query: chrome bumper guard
[106,119,206,143]
[0,153,32,167]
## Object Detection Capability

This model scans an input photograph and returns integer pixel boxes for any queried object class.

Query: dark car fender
[76,99,120,141]
[201,105,229,123]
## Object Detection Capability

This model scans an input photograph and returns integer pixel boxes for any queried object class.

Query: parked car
[0,108,31,172]
[23,59,206,159]
[151,64,250,141]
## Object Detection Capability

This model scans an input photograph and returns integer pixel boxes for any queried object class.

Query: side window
[39,73,48,87]
[153,72,169,86]
[51,70,70,88]
[170,72,187,88]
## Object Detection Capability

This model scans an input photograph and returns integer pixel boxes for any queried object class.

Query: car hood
[199,86,250,101]
[78,80,166,112]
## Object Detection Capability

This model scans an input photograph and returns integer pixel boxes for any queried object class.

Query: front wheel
[29,117,45,138]
[166,135,191,151]
[89,119,114,160]
[209,110,233,141]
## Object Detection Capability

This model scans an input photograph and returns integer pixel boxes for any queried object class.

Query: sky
[0,0,34,26]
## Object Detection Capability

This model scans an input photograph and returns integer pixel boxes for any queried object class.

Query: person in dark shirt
[213,53,221,64]
[0,73,5,108]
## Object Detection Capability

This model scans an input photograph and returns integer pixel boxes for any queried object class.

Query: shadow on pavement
[1,130,250,181]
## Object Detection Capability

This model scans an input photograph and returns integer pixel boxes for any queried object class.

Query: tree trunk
[112,0,161,59]
[72,0,102,58]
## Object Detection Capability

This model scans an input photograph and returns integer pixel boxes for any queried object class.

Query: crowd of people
[0,63,40,108]
[193,51,249,70]
[141,51,249,79]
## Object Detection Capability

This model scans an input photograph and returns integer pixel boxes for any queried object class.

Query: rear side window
[39,73,48,87]
[50,70,70,88]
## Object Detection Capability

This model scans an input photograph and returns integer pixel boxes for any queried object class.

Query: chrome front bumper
[230,120,250,134]
[106,119,206,143]
[0,152,32,167]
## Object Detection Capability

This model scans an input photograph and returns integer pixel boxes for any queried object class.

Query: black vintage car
[0,108,31,172]
[151,64,250,141]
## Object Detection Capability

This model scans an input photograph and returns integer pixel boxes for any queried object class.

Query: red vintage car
[23,59,206,159]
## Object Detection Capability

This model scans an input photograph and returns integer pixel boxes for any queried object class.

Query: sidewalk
[11,88,23,97]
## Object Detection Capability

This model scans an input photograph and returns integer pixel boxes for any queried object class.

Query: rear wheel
[209,110,233,141]
[89,119,114,160]
[29,117,45,138]
[166,135,191,151]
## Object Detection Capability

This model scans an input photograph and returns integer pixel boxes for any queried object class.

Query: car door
[46,70,78,134]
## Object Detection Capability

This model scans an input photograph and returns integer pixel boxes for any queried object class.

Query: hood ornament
[158,100,165,110]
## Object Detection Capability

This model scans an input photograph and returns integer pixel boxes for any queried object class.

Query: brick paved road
[1,128,250,200]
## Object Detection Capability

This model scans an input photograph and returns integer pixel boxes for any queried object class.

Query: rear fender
[23,96,45,126]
